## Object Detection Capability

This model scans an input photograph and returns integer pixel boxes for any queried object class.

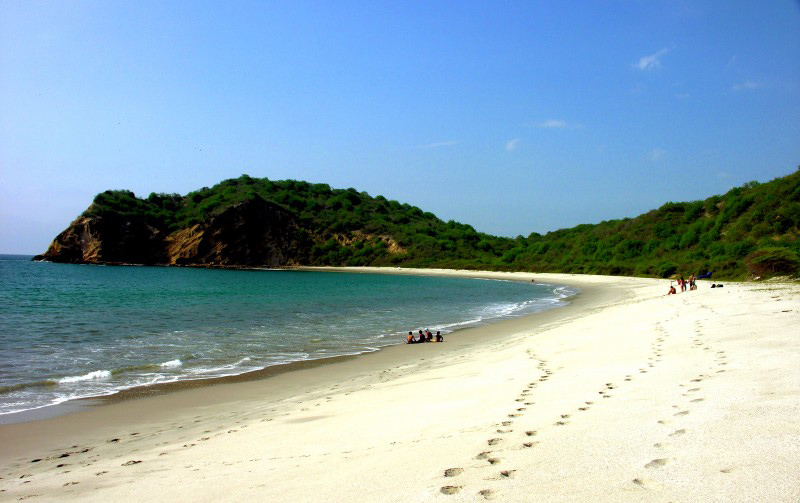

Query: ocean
[0,255,575,418]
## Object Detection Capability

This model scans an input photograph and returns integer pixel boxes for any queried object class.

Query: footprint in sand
[690,398,704,403]
[499,470,516,479]
[644,458,669,469]
[476,451,492,460]
[496,429,512,434]
[444,468,464,477]
[487,458,501,465]
[674,410,689,416]
[440,486,462,495]
[522,442,538,448]
[669,429,686,437]
[525,431,537,437]
[478,489,497,500]
[488,438,502,445]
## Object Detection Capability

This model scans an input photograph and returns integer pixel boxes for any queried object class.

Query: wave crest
[58,370,111,384]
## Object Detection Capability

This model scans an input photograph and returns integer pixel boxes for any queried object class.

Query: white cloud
[732,81,762,91]
[413,140,459,149]
[633,48,670,70]
[648,148,666,161]
[505,138,519,151]
[534,119,568,129]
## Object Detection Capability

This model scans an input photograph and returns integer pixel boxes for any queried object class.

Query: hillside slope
[35,170,800,279]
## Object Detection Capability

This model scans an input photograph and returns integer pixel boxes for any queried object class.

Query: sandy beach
[1,268,798,502]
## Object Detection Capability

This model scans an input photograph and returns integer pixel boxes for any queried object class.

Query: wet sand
[1,269,798,502]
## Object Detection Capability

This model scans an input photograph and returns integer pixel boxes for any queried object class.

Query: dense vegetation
[85,169,800,279]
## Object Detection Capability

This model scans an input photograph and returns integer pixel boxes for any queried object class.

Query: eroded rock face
[185,195,297,267]
[34,214,166,265]
[35,195,298,267]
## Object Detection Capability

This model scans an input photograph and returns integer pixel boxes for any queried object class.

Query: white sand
[1,270,798,502]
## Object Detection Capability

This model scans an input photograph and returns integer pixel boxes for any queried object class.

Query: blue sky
[1,1,798,254]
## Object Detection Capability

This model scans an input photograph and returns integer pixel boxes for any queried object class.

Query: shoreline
[2,269,797,502]
[0,267,582,425]
[0,270,625,455]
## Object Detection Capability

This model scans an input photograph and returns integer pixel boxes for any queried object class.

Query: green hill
[512,169,800,279]
[54,169,800,279]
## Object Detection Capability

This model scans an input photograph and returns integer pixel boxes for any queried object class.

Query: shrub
[745,247,800,278]
[657,262,677,278]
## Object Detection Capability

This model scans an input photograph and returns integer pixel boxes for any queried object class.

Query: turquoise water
[0,255,574,417]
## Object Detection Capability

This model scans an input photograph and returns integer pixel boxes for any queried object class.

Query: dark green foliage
[80,169,800,279]
[746,247,800,278]
[506,169,800,279]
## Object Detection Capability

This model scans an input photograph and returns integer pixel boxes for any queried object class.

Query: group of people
[406,329,443,344]
[667,273,698,295]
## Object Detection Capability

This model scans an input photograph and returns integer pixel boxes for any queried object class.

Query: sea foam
[58,370,112,384]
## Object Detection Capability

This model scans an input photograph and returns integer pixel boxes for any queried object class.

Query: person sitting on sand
[667,284,677,295]
[407,331,415,344]
[435,331,443,342]
[426,330,433,342]
[417,330,426,343]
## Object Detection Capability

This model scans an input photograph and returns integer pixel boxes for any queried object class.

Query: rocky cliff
[35,195,300,267]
